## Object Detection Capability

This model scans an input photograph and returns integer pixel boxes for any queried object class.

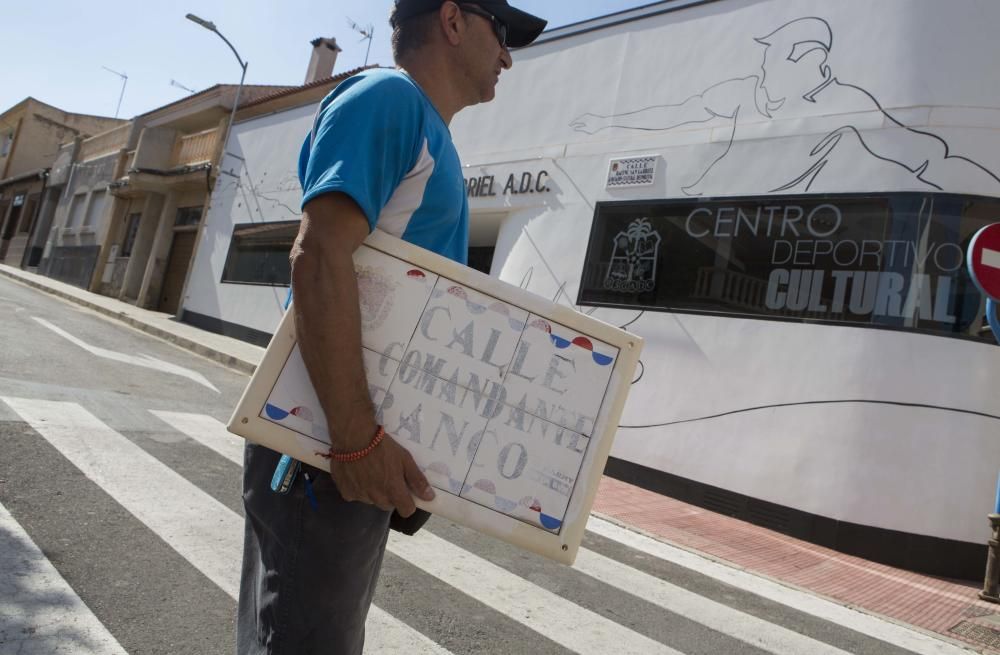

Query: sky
[2,1,657,120]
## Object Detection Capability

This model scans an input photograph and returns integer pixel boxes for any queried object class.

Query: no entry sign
[968,223,1000,301]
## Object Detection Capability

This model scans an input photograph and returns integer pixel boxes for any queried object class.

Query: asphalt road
[0,277,974,655]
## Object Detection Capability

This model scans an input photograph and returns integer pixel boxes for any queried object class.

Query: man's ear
[438,1,465,46]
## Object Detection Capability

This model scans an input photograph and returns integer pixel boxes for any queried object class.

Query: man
[237,1,546,653]
[570,16,1000,196]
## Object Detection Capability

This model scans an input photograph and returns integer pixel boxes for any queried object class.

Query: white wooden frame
[228,230,642,564]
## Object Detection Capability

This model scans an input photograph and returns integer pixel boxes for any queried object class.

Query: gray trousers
[237,443,391,655]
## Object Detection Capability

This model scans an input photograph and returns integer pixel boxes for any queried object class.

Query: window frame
[576,191,999,344]
[121,212,142,257]
[81,189,108,229]
[221,220,300,287]
[65,192,88,230]
[174,205,204,227]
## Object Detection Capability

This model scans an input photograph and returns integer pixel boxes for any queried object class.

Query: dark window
[578,192,999,343]
[18,194,38,233]
[467,246,495,275]
[222,221,299,286]
[175,206,203,227]
[2,194,26,239]
[121,212,141,257]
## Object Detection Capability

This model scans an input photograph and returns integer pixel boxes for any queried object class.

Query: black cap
[391,0,547,48]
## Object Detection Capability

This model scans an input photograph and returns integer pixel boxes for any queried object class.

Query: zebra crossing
[0,501,129,655]
[0,395,976,655]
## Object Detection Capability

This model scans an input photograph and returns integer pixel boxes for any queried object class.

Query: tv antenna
[347,17,374,66]
[170,79,196,94]
[101,66,128,118]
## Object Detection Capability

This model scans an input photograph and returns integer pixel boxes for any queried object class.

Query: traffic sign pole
[989,299,1000,346]
[968,223,1000,302]
[970,225,1000,602]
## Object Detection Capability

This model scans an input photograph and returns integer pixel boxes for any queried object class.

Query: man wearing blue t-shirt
[237,2,546,653]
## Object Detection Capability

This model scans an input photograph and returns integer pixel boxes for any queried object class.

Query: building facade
[38,124,133,287]
[42,83,293,305]
[181,0,1000,579]
[181,65,371,343]
[445,0,1000,579]
[63,37,349,314]
[0,97,124,270]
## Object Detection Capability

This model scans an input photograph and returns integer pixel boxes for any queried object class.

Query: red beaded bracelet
[317,425,386,463]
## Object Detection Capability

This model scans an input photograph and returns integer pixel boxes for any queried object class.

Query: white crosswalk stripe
[0,397,451,655]
[587,517,974,655]
[2,397,965,655]
[572,547,856,655]
[390,529,683,655]
[146,410,680,652]
[149,410,245,465]
[152,409,791,653]
[0,500,128,655]
[2,397,243,597]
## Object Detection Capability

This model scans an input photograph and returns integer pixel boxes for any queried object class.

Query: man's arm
[290,192,434,516]
[569,77,754,134]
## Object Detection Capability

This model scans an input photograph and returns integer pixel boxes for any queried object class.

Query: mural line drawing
[618,397,1000,430]
[604,218,661,293]
[570,17,1000,196]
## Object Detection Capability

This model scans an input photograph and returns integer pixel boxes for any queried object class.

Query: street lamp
[185,13,247,167]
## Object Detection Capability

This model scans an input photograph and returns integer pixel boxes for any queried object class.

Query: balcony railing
[170,128,219,168]
[77,123,131,162]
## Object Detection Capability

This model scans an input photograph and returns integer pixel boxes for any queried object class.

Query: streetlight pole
[185,13,247,168]
[175,12,249,319]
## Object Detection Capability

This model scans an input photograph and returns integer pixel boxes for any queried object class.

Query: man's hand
[569,112,610,134]
[330,434,435,517]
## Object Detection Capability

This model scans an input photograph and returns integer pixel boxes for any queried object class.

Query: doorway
[467,211,507,275]
[157,228,197,314]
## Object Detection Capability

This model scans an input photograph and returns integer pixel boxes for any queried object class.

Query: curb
[0,266,259,375]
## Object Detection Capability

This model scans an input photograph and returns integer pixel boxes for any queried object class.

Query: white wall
[184,103,316,334]
[186,0,1000,543]
[453,0,1000,198]
[449,0,1000,544]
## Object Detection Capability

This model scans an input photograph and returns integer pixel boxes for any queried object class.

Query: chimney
[305,37,342,84]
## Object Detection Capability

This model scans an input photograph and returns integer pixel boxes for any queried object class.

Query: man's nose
[500,48,512,70]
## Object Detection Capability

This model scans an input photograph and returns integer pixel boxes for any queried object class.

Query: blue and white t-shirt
[298,69,469,264]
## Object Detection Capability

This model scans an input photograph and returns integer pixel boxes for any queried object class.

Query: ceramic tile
[354,245,438,359]
[362,346,401,421]
[380,358,491,497]
[461,404,590,533]
[402,278,528,388]
[261,344,330,445]
[263,345,401,446]
[500,314,619,437]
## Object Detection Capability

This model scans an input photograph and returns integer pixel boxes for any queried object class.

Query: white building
[185,0,1000,579]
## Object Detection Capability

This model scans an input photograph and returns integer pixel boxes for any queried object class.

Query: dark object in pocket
[389,508,431,535]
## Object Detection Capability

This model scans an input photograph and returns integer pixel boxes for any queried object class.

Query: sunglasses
[459,4,508,48]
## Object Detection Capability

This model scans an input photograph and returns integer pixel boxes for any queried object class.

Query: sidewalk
[3,263,998,654]
[0,264,263,375]
[592,478,999,654]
